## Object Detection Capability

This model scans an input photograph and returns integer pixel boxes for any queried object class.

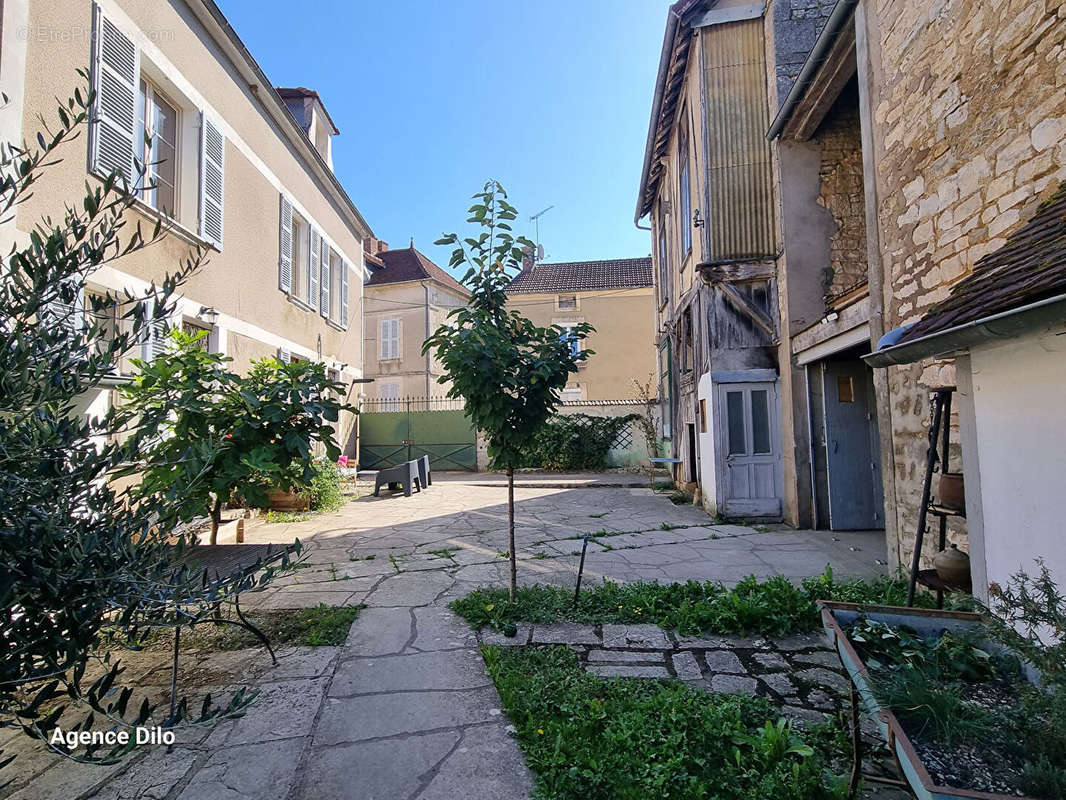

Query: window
[680,308,694,374]
[559,386,583,402]
[380,318,400,360]
[557,294,578,310]
[657,208,669,309]
[559,324,579,358]
[291,212,309,303]
[136,80,178,215]
[379,381,400,412]
[181,319,211,351]
[678,111,691,257]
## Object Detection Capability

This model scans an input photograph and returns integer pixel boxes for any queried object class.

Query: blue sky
[218,1,669,274]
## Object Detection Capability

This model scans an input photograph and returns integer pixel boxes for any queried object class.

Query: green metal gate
[359,397,477,471]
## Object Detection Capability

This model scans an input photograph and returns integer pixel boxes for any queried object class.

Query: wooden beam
[781,23,858,142]
[718,283,777,342]
[696,260,775,283]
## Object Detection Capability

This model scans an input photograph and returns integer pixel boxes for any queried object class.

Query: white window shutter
[340,260,349,328]
[309,227,320,308]
[199,113,225,249]
[89,7,139,188]
[141,314,167,363]
[43,280,84,336]
[319,238,330,318]
[277,346,291,363]
[278,195,292,292]
[379,319,388,360]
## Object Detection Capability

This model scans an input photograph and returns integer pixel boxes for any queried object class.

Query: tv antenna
[529,205,554,262]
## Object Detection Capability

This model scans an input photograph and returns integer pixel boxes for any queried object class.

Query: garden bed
[821,602,1064,799]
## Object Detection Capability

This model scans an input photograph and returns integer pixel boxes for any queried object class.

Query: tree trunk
[209,497,223,546]
[507,464,516,601]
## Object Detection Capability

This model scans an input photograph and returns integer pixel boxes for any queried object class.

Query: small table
[647,457,682,490]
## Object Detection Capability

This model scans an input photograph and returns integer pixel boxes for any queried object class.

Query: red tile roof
[366,245,469,296]
[505,257,653,293]
[901,186,1066,341]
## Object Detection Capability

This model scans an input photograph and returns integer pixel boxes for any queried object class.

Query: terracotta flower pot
[933,544,971,589]
[938,472,965,510]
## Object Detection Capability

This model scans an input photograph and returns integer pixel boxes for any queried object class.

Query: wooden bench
[373,461,422,497]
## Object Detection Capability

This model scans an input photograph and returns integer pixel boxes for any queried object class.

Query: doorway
[715,381,783,518]
[810,348,884,530]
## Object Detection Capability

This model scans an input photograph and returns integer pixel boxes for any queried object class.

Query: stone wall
[771,0,837,106]
[817,89,868,299]
[869,0,1066,566]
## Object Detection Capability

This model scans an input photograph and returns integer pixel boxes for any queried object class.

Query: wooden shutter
[279,195,292,292]
[319,238,330,318]
[199,113,225,249]
[340,260,349,328]
[309,227,320,308]
[277,346,291,363]
[89,7,139,187]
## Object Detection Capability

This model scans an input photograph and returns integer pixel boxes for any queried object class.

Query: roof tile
[504,257,653,294]
[366,246,469,296]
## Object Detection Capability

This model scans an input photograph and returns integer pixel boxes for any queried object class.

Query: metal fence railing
[360,395,466,413]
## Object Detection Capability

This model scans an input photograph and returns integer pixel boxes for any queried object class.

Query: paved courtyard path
[5,478,888,800]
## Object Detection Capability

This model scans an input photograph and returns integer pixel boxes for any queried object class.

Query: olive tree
[0,80,293,770]
[424,181,591,599]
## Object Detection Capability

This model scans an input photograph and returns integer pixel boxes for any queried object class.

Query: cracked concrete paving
[4,477,888,800]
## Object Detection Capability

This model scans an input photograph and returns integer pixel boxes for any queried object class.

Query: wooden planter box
[819,601,1041,800]
[265,488,309,512]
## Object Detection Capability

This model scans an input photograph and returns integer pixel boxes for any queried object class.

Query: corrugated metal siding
[703,18,776,260]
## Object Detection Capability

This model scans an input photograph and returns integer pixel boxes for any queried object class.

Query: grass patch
[264,510,313,524]
[452,567,932,636]
[483,645,847,800]
[114,603,363,650]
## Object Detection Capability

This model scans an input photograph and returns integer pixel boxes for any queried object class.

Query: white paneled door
[717,382,783,518]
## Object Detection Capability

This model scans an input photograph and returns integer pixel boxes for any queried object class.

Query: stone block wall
[869,0,1066,566]
[817,91,869,299]
[771,0,838,106]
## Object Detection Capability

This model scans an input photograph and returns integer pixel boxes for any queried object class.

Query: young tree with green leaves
[424,181,592,599]
[119,331,354,543]
[0,80,294,770]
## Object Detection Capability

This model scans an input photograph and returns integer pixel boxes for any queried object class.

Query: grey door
[822,360,882,530]
[717,382,783,518]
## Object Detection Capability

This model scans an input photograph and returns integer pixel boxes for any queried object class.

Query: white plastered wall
[965,323,1066,599]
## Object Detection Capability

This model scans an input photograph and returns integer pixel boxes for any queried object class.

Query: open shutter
[309,227,320,309]
[277,346,291,364]
[279,195,292,292]
[43,280,84,337]
[340,260,349,328]
[199,113,225,249]
[89,7,138,187]
[319,239,330,318]
[141,316,167,363]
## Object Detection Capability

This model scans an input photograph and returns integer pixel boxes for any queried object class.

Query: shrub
[518,413,638,471]
[306,459,344,511]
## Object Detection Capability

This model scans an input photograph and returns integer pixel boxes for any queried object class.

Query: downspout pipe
[766,0,860,141]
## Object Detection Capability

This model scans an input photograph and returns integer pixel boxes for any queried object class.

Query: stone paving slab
[602,623,672,649]
[314,688,504,746]
[588,649,666,664]
[588,664,671,679]
[10,479,890,800]
[329,649,493,695]
[530,623,600,645]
